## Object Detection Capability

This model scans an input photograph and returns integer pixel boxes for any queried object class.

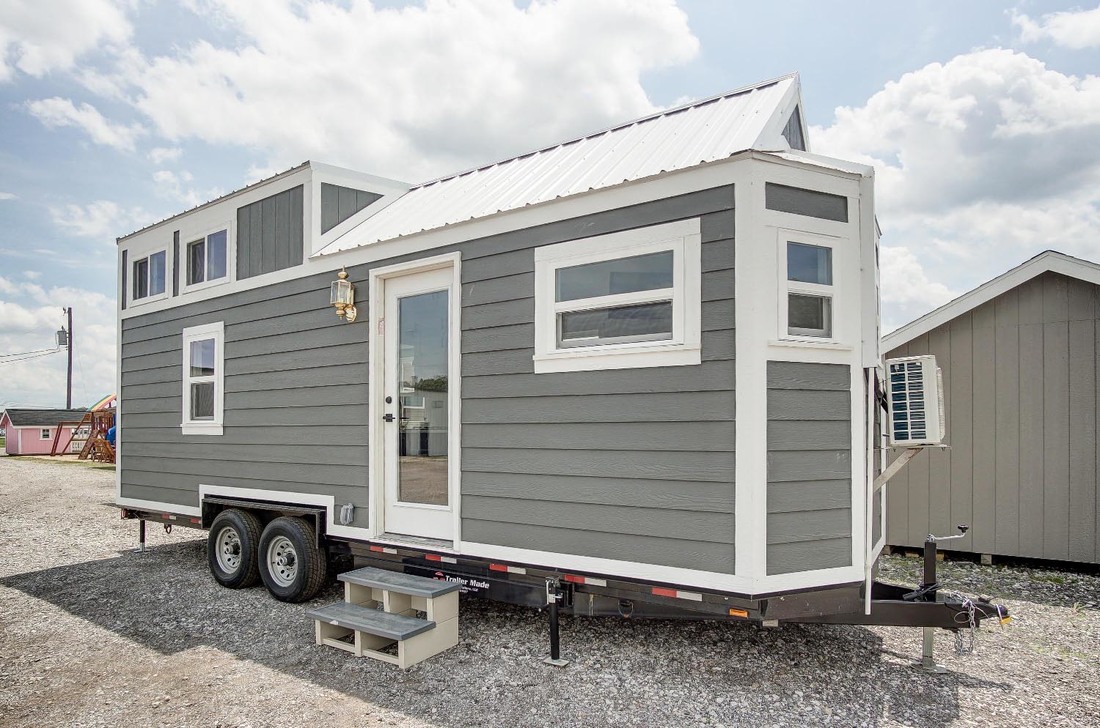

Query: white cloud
[0,0,132,83]
[148,146,182,165]
[0,277,116,408]
[50,200,156,239]
[119,0,698,182]
[0,191,16,200]
[152,169,221,208]
[26,97,146,152]
[1012,5,1100,49]
[813,48,1100,325]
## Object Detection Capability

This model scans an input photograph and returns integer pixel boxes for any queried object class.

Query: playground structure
[50,397,116,463]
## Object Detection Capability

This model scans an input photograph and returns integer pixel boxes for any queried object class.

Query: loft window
[181,322,224,435]
[783,238,835,339]
[533,219,701,373]
[132,250,167,301]
[186,229,229,287]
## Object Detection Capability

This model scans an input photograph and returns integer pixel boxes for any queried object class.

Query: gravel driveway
[1,457,1097,727]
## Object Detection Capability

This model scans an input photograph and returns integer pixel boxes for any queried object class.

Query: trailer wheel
[257,517,327,603]
[207,509,262,588]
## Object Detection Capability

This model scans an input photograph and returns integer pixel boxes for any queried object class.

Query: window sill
[181,423,223,436]
[768,338,853,351]
[534,343,701,374]
[181,277,231,295]
[130,292,169,307]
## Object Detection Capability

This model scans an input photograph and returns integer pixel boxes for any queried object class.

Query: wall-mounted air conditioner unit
[886,355,945,446]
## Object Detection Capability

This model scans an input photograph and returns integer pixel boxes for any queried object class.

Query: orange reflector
[369,545,384,553]
[728,608,749,618]
[652,587,678,598]
[425,554,442,562]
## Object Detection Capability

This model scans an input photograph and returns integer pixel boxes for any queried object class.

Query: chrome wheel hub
[266,535,297,587]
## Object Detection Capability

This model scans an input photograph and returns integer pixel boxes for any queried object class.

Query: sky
[1,0,1098,408]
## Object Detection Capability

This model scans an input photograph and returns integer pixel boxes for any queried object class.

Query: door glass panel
[397,289,448,505]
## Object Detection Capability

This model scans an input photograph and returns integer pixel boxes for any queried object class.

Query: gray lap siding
[765,361,853,575]
[458,190,736,573]
[120,186,737,571]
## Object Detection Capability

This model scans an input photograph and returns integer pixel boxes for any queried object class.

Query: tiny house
[116,74,895,622]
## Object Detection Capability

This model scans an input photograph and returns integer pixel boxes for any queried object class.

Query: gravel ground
[1,457,1097,727]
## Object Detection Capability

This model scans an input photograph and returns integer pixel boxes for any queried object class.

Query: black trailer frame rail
[120,504,1009,632]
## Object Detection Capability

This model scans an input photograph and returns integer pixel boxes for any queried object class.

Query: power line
[0,349,61,367]
[0,347,59,360]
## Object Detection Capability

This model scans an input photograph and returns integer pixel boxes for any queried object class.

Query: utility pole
[64,307,73,409]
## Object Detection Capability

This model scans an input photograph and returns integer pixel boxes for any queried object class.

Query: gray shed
[114,74,887,611]
[883,251,1100,565]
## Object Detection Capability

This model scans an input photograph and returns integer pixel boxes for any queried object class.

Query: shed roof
[0,408,89,427]
[883,250,1100,352]
[317,73,804,255]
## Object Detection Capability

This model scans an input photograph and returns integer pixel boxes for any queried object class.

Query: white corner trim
[883,250,1100,352]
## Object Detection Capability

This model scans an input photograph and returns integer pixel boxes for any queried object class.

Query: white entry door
[379,266,455,540]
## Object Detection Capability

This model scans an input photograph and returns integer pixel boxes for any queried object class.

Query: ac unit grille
[887,357,942,445]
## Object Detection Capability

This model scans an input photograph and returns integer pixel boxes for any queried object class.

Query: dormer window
[132,250,167,302]
[186,228,230,289]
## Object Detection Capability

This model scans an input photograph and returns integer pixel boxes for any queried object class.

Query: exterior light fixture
[330,267,357,322]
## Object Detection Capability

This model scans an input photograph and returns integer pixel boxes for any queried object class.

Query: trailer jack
[791,526,1010,671]
[543,578,570,667]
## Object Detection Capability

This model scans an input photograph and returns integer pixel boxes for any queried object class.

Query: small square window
[787,243,832,285]
[186,229,229,288]
[788,293,832,337]
[40,428,52,440]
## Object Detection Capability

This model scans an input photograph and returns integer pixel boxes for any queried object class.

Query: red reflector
[489,563,508,572]
[563,574,584,584]
[162,513,171,519]
[369,545,384,553]
[425,554,442,562]
[190,518,201,524]
[652,587,678,598]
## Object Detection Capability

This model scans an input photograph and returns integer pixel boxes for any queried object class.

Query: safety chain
[945,592,977,655]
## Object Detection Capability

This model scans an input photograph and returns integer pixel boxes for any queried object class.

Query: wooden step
[306,602,435,641]
[338,566,460,598]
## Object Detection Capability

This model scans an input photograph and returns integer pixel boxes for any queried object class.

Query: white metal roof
[317,74,803,255]
[883,250,1100,352]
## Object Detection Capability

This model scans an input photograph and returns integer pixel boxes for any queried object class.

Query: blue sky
[1,0,1098,407]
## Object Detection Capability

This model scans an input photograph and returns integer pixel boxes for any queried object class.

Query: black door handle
[382,413,395,423]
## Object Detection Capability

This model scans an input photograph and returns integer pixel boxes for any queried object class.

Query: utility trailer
[115,74,1006,667]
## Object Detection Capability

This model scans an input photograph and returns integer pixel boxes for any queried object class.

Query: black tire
[257,516,327,603]
[207,509,262,588]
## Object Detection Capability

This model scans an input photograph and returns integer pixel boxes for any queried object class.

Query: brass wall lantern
[330,268,357,322]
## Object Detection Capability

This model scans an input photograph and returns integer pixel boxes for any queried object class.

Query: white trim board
[883,250,1100,352]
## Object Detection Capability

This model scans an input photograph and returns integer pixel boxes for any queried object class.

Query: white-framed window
[184,227,231,291]
[534,219,701,373]
[40,428,52,440]
[132,249,168,303]
[181,322,225,435]
[779,231,837,341]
